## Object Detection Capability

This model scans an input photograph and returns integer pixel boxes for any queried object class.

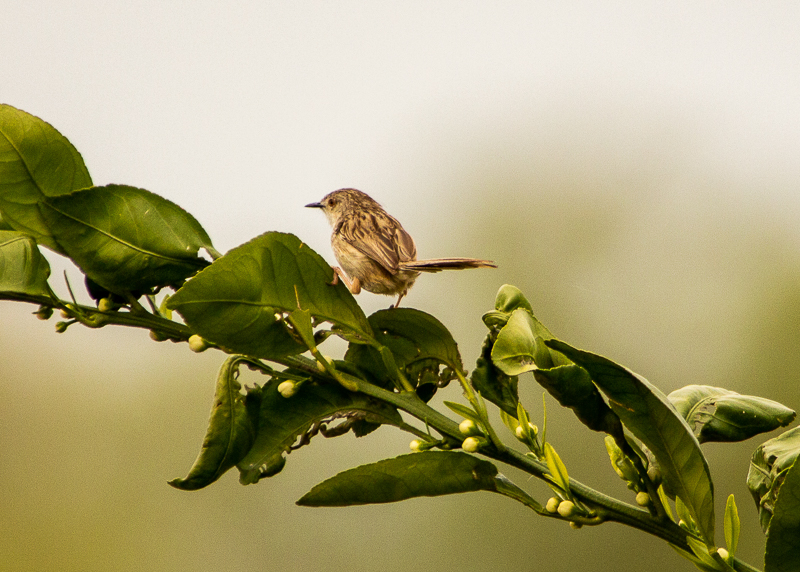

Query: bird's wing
[338,212,416,273]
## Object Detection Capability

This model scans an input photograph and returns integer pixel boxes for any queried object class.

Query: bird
[306,188,496,308]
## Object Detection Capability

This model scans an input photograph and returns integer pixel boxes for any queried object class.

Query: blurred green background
[2,2,799,571]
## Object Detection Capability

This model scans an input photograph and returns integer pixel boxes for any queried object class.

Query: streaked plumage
[306,188,496,307]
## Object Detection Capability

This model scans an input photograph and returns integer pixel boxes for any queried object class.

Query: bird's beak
[305,201,323,208]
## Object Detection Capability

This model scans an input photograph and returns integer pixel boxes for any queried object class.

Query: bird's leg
[392,291,406,309]
[330,266,361,295]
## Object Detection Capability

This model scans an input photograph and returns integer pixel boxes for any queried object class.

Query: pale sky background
[2,3,800,571]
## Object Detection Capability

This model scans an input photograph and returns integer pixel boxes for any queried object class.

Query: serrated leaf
[765,457,800,572]
[169,356,261,490]
[668,385,795,443]
[40,184,213,294]
[724,494,740,562]
[546,339,715,545]
[237,380,401,477]
[296,451,499,506]
[747,425,800,532]
[168,232,371,359]
[0,230,51,300]
[0,104,93,253]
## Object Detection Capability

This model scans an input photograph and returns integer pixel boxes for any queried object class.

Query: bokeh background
[2,2,800,571]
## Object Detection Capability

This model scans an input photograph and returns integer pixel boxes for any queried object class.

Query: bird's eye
[328,198,337,207]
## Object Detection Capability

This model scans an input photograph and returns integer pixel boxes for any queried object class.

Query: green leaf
[765,457,800,572]
[39,184,213,294]
[443,401,482,425]
[345,308,461,392]
[0,104,93,253]
[470,334,519,416]
[747,425,800,532]
[491,308,556,375]
[668,385,795,443]
[296,451,500,506]
[168,232,371,359]
[0,230,51,300]
[546,339,716,545]
[237,380,401,480]
[169,356,261,490]
[533,364,624,436]
[543,442,570,495]
[724,494,740,563]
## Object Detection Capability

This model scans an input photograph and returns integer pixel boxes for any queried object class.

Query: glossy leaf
[169,356,261,490]
[297,451,499,506]
[0,104,92,253]
[669,385,795,443]
[747,425,800,532]
[168,232,371,359]
[40,185,212,294]
[765,457,800,572]
[345,308,461,392]
[470,334,519,416]
[0,230,51,299]
[237,379,402,480]
[546,339,715,545]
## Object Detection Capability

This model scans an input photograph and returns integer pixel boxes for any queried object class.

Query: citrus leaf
[669,385,795,443]
[546,339,715,545]
[345,308,461,393]
[0,104,92,253]
[168,232,371,359]
[40,184,213,294]
[169,356,260,490]
[0,230,51,300]
[765,457,800,572]
[724,494,740,562]
[237,380,401,480]
[471,333,519,416]
[296,451,499,506]
[747,425,800,532]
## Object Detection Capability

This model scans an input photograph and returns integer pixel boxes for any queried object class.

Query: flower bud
[98,297,114,312]
[557,500,576,518]
[150,330,167,342]
[188,334,209,353]
[569,521,583,530]
[717,548,729,561]
[60,308,71,319]
[462,437,481,452]
[545,497,560,513]
[459,419,479,436]
[409,439,423,452]
[34,305,53,320]
[278,381,297,398]
[635,492,651,507]
[55,321,69,333]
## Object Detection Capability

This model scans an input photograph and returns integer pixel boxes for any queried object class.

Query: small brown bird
[306,188,496,307]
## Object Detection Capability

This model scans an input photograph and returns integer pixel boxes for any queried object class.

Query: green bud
[459,419,479,436]
[278,381,297,398]
[188,334,209,353]
[557,500,576,518]
[55,321,69,333]
[545,497,560,513]
[635,492,651,507]
[462,437,481,452]
[409,439,423,452]
[717,548,729,561]
[569,521,583,530]
[34,305,54,320]
[98,297,114,312]
[149,330,167,342]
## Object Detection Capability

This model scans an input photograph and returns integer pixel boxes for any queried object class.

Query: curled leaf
[669,385,795,443]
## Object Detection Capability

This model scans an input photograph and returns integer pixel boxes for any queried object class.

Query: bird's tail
[398,258,497,273]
